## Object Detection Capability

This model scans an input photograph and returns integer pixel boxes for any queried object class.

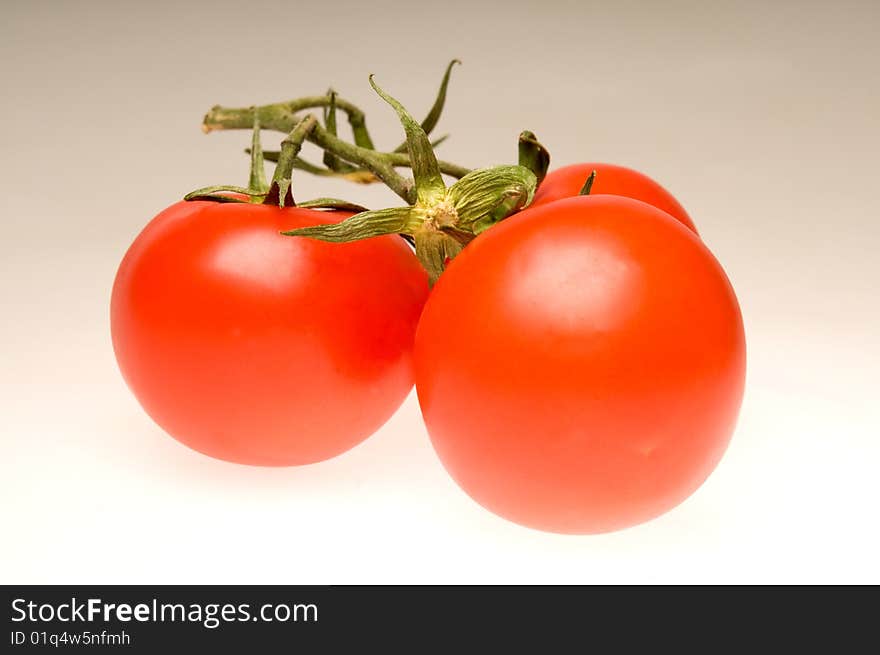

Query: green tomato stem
[248,110,269,196]
[204,81,470,203]
[264,115,317,207]
[257,148,470,181]
[280,94,376,149]
[311,121,416,202]
[204,104,415,202]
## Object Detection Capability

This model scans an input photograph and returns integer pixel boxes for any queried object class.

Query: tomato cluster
[112,77,744,534]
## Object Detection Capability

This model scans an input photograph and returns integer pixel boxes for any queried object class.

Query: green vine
[189,61,552,282]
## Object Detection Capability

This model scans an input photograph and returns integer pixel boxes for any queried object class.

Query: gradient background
[2,0,878,583]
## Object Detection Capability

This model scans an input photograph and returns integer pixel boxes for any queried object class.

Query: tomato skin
[531,163,698,234]
[111,200,429,466]
[414,196,744,533]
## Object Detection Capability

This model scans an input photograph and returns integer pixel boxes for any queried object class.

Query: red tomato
[531,163,698,234]
[111,200,429,466]
[415,196,744,533]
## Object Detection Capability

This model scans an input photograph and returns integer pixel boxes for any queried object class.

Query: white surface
[2,0,878,583]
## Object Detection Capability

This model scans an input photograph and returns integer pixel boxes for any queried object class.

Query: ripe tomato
[531,163,698,233]
[414,196,744,533]
[111,200,429,466]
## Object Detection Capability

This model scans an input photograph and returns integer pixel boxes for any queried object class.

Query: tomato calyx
[281,76,537,284]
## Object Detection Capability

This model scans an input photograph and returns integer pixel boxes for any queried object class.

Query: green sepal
[281,207,412,242]
[518,131,550,187]
[579,170,597,195]
[414,229,464,286]
[437,226,477,246]
[183,185,263,203]
[369,76,446,205]
[448,165,536,234]
[296,198,370,212]
[393,59,460,153]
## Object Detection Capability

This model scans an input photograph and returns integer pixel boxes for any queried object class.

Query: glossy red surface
[111,201,429,465]
[532,163,698,234]
[415,196,744,532]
